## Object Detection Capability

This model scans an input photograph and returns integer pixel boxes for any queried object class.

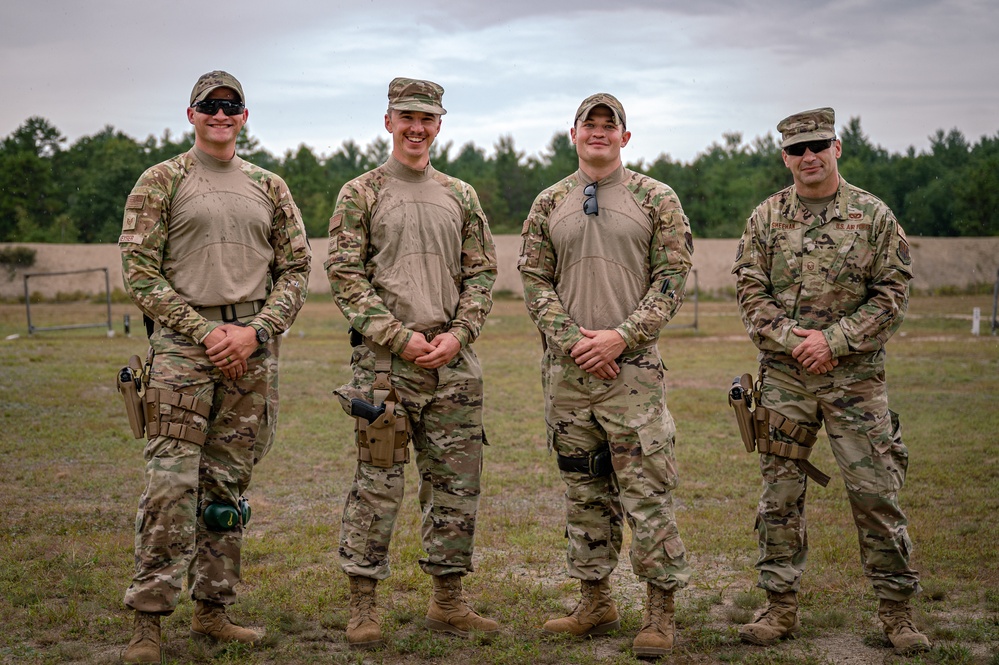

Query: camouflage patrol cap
[190,70,245,106]
[387,77,447,115]
[777,107,836,148]
[575,93,627,128]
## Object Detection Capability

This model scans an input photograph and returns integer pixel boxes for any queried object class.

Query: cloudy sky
[2,0,997,165]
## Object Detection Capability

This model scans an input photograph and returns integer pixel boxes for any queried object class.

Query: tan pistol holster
[356,340,411,468]
[728,372,831,487]
[117,355,147,438]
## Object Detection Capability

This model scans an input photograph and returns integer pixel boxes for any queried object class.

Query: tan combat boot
[632,584,675,658]
[879,598,931,654]
[346,576,383,649]
[191,600,263,644]
[542,577,620,637]
[122,611,161,664]
[738,590,800,645]
[425,573,500,637]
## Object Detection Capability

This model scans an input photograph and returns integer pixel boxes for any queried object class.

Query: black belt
[556,449,613,477]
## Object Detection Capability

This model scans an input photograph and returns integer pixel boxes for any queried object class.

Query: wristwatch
[252,325,270,346]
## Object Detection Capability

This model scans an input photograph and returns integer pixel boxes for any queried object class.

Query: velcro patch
[897,238,911,265]
[122,211,138,231]
[119,233,144,245]
[126,194,146,210]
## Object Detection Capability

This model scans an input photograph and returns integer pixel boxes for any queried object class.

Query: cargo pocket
[637,410,679,496]
[340,497,382,566]
[869,409,907,495]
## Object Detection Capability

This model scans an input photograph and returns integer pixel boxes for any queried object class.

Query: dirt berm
[2,236,997,301]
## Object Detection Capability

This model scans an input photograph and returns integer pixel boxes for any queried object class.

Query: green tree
[0,117,66,241]
[56,126,148,243]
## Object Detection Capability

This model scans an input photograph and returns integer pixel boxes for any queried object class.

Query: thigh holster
[757,408,831,487]
[143,388,211,446]
[355,340,410,468]
[729,371,831,487]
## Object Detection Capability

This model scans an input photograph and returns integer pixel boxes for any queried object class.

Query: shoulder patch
[897,237,911,265]
[126,194,146,210]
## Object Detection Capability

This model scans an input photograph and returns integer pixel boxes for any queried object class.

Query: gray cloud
[1,0,996,164]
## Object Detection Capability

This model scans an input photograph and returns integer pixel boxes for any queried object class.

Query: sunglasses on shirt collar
[192,99,245,116]
[583,182,598,216]
[784,138,835,157]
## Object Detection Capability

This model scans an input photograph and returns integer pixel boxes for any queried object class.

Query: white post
[972,307,981,336]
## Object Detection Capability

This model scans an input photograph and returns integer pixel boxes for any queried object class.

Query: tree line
[1,115,996,244]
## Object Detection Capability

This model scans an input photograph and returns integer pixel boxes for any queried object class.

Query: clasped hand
[401,331,461,369]
[791,327,839,374]
[205,324,258,380]
[570,328,626,380]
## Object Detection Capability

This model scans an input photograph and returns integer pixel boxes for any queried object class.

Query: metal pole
[24,274,33,335]
[104,268,113,334]
[992,267,998,335]
[692,269,699,331]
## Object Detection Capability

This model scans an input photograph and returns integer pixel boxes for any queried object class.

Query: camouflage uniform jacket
[325,157,497,354]
[733,176,912,378]
[519,168,693,353]
[119,149,312,343]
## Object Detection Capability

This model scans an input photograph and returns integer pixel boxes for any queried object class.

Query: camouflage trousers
[336,343,485,579]
[123,326,278,614]
[543,345,691,592]
[754,365,920,601]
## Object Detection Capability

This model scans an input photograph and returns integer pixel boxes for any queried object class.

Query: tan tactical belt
[150,300,265,333]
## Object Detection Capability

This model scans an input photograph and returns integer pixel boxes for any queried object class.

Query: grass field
[0,292,997,665]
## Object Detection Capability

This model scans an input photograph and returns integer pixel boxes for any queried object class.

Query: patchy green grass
[0,294,996,664]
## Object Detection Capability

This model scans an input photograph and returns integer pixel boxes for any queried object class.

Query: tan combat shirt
[519,166,694,353]
[119,146,312,343]
[326,156,497,354]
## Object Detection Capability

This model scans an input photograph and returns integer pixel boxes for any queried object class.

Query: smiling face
[782,139,842,197]
[187,87,247,160]
[385,109,441,170]
[571,106,631,176]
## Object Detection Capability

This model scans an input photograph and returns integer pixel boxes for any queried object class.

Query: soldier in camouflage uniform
[326,78,499,649]
[117,71,311,663]
[732,107,929,655]
[519,93,694,659]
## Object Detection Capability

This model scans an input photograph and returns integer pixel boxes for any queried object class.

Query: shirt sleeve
[614,186,693,349]
[732,205,803,354]
[447,183,497,348]
[250,176,312,339]
[119,161,219,343]
[518,188,585,353]
[325,178,412,354]
[823,210,912,357]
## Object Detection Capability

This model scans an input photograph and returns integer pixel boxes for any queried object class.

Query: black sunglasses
[583,182,598,216]
[192,99,245,116]
[784,139,834,157]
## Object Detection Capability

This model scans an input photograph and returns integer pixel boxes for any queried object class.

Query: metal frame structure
[992,267,999,335]
[24,267,113,335]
